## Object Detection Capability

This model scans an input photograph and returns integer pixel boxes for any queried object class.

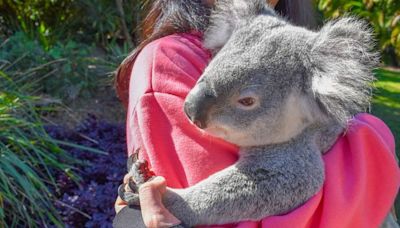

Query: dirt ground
[42,85,126,128]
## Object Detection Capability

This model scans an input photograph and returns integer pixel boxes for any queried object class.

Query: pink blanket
[126,33,399,227]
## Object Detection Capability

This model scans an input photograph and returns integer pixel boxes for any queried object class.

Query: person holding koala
[113,0,399,227]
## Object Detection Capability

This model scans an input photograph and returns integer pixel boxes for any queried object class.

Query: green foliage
[0,70,78,227]
[0,0,147,48]
[100,40,132,72]
[371,68,400,218]
[316,0,400,66]
[0,0,77,49]
[371,68,400,155]
[1,32,110,100]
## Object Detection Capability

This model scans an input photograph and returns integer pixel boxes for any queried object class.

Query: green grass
[371,68,400,218]
[371,68,400,157]
[0,71,79,227]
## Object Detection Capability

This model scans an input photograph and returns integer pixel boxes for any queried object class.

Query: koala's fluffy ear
[310,18,379,126]
[204,0,273,50]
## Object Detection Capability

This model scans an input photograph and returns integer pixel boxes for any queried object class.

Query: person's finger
[140,176,167,194]
[123,173,132,183]
[139,176,181,228]
[115,196,127,214]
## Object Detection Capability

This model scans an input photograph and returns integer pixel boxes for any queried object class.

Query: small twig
[0,38,9,49]
[0,59,11,65]
[23,58,67,74]
[78,133,99,145]
[115,0,133,47]
[4,53,28,71]
[55,200,92,219]
[57,104,82,125]
[20,68,59,90]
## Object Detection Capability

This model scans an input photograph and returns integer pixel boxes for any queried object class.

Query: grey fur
[309,17,378,125]
[381,213,400,228]
[162,126,327,226]
[132,0,380,226]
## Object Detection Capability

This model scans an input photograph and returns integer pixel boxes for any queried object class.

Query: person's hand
[115,174,131,213]
[139,176,181,228]
[114,174,181,228]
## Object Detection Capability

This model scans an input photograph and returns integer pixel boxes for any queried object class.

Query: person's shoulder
[347,113,395,154]
[132,33,211,97]
[142,33,210,61]
[151,32,204,47]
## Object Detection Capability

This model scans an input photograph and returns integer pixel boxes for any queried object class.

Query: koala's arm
[162,146,325,227]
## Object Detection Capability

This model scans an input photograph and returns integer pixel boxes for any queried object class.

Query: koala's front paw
[119,158,155,206]
[130,159,156,185]
[119,149,156,206]
[171,224,189,228]
[118,183,140,206]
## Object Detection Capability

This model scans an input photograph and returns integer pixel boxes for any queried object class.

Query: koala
[119,0,382,227]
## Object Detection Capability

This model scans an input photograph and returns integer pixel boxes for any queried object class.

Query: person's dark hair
[115,0,316,107]
[275,0,317,29]
[115,0,210,107]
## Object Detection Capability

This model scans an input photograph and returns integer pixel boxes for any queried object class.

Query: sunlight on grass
[371,68,400,217]
[371,68,400,158]
[373,96,400,109]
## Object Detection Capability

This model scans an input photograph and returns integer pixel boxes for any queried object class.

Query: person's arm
[126,33,238,183]
[134,114,400,228]
[115,33,239,227]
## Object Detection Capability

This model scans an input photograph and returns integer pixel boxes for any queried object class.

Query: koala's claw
[118,183,126,200]
[171,224,190,228]
[127,178,138,193]
[125,192,140,206]
[119,149,155,206]
[130,159,156,185]
[118,183,140,206]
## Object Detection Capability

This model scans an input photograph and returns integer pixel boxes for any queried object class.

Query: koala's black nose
[184,84,216,129]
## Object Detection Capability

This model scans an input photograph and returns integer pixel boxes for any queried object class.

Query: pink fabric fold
[126,33,400,228]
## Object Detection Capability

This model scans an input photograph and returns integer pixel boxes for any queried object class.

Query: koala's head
[184,0,378,147]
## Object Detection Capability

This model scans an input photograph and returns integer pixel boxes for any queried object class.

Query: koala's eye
[238,97,256,107]
[236,86,261,110]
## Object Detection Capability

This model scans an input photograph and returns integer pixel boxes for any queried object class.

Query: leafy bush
[371,68,400,222]
[0,0,76,49]
[0,0,146,48]
[0,70,79,227]
[315,0,400,66]
[1,32,111,100]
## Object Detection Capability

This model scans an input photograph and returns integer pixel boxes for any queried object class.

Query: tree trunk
[115,0,133,47]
